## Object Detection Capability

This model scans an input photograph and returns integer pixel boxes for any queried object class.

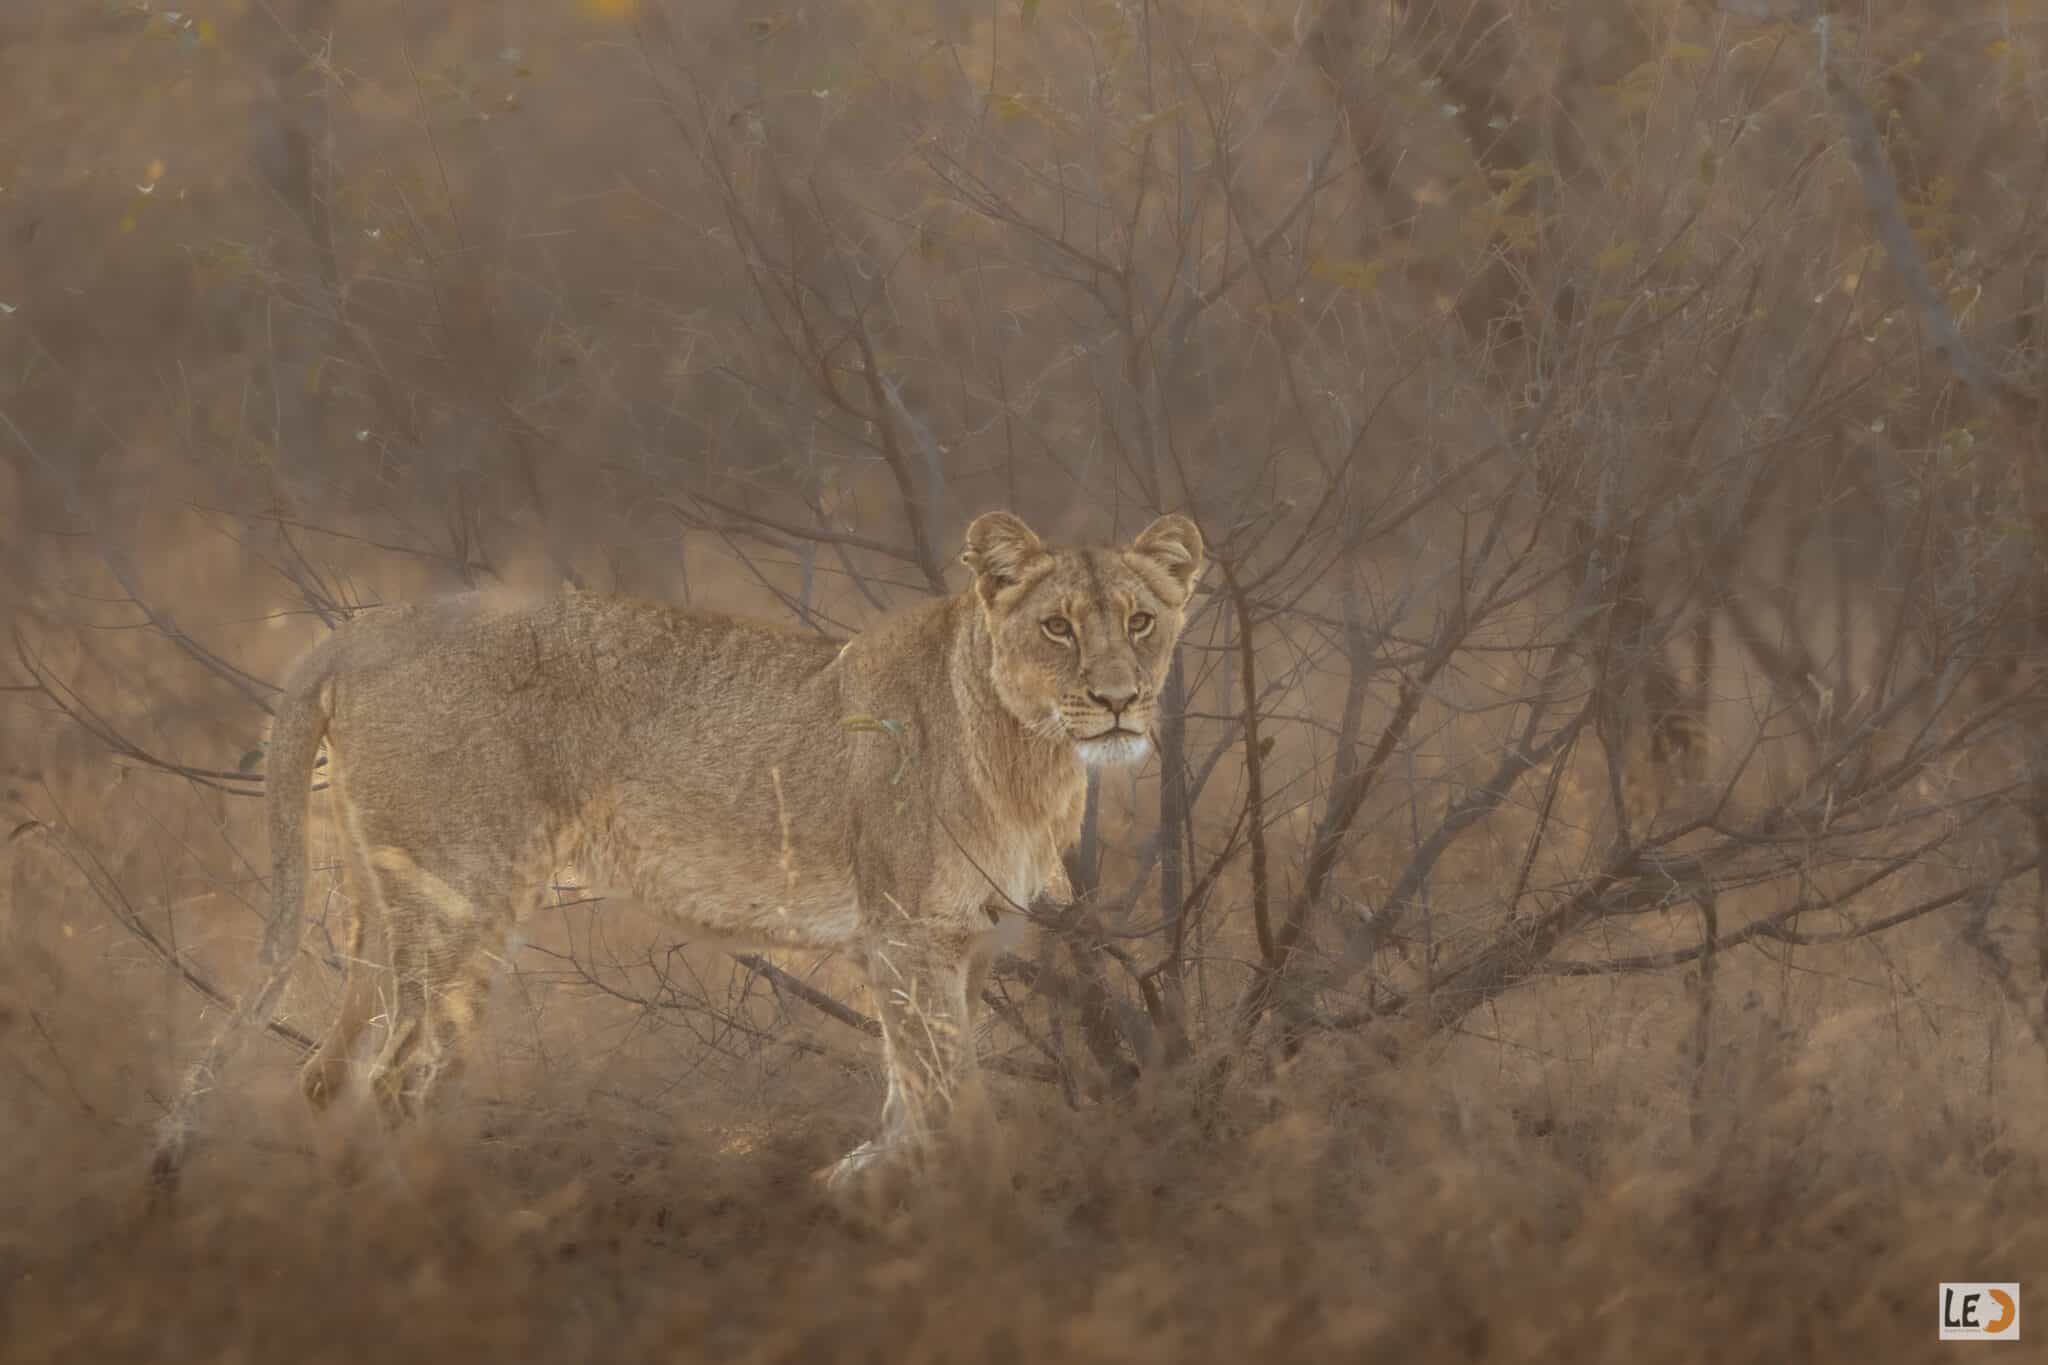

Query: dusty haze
[3,0,2046,1360]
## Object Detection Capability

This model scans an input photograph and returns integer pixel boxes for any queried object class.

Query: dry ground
[3,909,2043,1364]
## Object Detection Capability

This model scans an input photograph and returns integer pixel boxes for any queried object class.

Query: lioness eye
[1041,616,1074,642]
[1128,612,1154,637]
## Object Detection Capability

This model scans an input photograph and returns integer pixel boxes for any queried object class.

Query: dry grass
[4,878,2043,1364]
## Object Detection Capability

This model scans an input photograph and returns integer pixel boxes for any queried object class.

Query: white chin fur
[1076,732,1152,769]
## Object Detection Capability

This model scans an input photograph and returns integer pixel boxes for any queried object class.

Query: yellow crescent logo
[1985,1288,2017,1334]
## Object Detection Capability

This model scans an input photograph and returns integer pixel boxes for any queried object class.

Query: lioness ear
[961,511,1048,603]
[1128,514,1205,601]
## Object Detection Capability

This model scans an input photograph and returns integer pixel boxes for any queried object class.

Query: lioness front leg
[825,929,980,1194]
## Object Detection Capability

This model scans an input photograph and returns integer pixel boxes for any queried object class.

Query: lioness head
[960,510,1205,768]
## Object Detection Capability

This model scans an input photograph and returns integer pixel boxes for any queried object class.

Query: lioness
[232,510,1201,1189]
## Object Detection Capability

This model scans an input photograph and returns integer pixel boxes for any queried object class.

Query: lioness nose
[1088,685,1139,716]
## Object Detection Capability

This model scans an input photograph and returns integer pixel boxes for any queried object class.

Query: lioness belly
[571,832,863,951]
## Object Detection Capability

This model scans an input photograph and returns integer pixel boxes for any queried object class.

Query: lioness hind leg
[357,848,506,1126]
[299,902,383,1110]
[367,935,494,1125]
[300,828,390,1110]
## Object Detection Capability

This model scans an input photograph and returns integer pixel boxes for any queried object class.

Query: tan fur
[261,511,1203,1188]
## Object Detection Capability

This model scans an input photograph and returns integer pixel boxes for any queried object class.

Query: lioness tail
[259,656,334,968]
